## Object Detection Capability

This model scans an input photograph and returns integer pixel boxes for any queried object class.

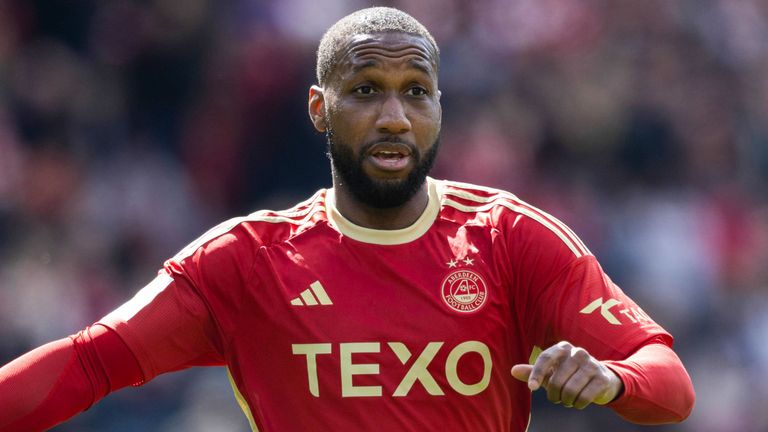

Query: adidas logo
[290,281,333,306]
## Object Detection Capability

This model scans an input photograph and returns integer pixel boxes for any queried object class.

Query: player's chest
[230,227,521,404]
[250,226,511,341]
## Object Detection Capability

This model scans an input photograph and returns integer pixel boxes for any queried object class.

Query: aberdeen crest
[441,269,488,313]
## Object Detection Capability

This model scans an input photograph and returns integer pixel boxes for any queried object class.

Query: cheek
[330,104,374,138]
[413,107,441,139]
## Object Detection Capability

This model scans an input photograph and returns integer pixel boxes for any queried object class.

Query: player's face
[314,32,441,209]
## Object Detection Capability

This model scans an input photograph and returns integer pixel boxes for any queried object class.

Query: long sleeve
[604,340,695,424]
[0,324,143,431]
[504,211,694,424]
[0,267,225,431]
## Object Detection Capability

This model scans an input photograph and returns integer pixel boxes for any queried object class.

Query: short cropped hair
[316,7,439,86]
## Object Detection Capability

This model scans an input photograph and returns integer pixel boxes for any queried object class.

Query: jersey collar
[325,177,440,245]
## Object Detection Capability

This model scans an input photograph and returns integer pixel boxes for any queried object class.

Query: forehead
[333,32,437,80]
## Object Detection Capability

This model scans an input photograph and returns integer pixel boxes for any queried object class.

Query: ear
[308,85,327,133]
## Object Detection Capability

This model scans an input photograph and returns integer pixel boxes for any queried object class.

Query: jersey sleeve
[0,325,143,431]
[1,222,257,430]
[98,269,224,381]
[500,207,695,423]
[1,262,227,431]
[603,340,695,423]
[503,211,671,361]
[97,225,257,381]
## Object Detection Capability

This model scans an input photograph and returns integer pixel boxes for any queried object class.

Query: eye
[407,86,429,96]
[354,85,376,95]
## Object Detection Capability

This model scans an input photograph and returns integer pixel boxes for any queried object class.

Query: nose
[375,94,411,134]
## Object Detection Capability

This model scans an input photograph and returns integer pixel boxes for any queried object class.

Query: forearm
[0,325,143,431]
[603,342,695,424]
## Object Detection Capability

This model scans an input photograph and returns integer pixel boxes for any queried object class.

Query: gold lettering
[389,342,445,397]
[445,341,492,396]
[619,309,637,323]
[340,342,382,397]
[632,307,652,323]
[292,343,332,397]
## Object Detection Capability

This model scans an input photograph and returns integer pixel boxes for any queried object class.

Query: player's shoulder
[437,179,519,205]
[173,189,329,261]
[435,178,591,258]
[435,178,527,222]
[243,188,329,238]
[435,177,522,228]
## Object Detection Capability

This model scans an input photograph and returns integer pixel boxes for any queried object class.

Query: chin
[368,171,413,184]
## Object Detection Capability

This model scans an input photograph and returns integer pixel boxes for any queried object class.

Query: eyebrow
[408,58,433,75]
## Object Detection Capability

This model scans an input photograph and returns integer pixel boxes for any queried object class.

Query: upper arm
[98,222,261,381]
[504,211,671,360]
[98,269,225,382]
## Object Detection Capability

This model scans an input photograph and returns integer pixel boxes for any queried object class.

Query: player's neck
[331,181,430,230]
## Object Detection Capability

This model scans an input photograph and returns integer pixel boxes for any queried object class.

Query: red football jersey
[100,178,670,431]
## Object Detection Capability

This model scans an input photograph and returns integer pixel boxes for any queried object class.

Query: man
[0,7,694,431]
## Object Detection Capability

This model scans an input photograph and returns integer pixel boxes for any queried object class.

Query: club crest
[441,269,488,313]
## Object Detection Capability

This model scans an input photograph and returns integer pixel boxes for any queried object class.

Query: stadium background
[1,0,766,430]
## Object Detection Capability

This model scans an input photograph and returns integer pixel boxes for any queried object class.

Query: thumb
[511,364,532,383]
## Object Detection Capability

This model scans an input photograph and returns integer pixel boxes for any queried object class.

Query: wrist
[595,365,624,405]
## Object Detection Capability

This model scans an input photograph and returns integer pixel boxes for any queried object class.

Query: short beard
[326,130,440,209]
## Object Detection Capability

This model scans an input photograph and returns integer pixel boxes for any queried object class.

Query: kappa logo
[441,269,488,313]
[579,297,653,325]
[291,281,333,306]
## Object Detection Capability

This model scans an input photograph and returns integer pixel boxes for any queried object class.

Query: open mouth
[367,143,413,171]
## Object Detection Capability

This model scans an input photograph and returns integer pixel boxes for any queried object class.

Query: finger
[545,360,581,405]
[511,364,532,383]
[591,368,622,405]
[559,367,594,407]
[528,342,570,391]
[545,345,594,406]
[573,378,605,410]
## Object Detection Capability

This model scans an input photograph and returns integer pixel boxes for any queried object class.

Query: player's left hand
[510,341,623,409]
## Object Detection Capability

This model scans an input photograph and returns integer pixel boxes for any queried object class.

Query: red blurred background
[1,1,767,430]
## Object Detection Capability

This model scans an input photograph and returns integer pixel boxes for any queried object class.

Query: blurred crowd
[1,0,767,431]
